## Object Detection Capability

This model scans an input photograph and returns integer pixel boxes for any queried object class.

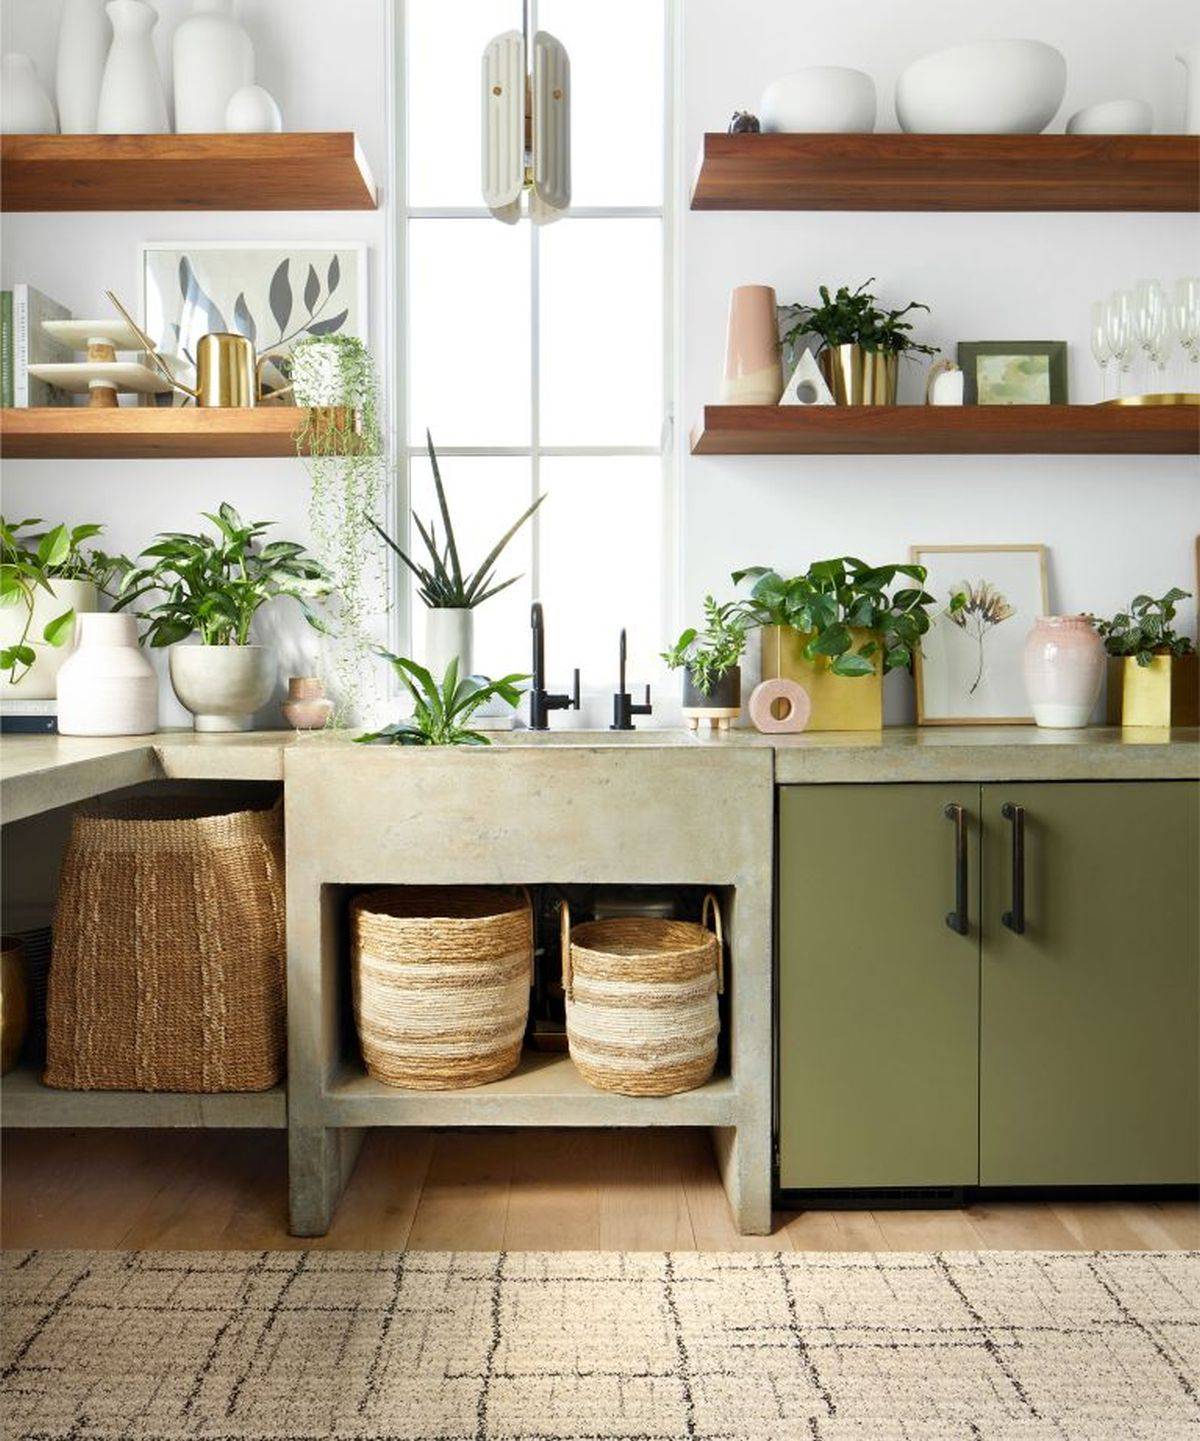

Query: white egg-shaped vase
[97,0,168,134]
[760,67,876,133]
[1066,99,1153,135]
[2,54,57,134]
[56,0,111,134]
[173,0,254,134]
[57,613,158,736]
[225,83,282,133]
[895,39,1066,134]
[169,643,275,732]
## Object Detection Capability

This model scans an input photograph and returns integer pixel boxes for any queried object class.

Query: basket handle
[520,884,534,986]
[560,898,572,1001]
[702,891,725,995]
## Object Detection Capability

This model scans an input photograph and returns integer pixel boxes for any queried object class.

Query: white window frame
[385,0,681,699]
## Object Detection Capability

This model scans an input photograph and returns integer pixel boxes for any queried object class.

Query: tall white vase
[425,608,474,681]
[1178,42,1200,135]
[97,0,168,134]
[56,0,112,134]
[173,0,254,134]
[1,54,57,134]
[57,613,158,736]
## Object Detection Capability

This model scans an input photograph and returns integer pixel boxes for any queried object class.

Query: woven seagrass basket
[562,894,724,1097]
[351,887,532,1090]
[44,797,286,1092]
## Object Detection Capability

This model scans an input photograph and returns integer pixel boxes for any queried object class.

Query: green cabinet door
[980,781,1200,1186]
[778,785,980,1190]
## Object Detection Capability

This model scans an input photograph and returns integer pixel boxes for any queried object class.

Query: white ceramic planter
[760,67,876,133]
[225,83,282,133]
[173,0,254,134]
[2,54,57,134]
[292,343,364,408]
[169,644,275,732]
[0,579,96,699]
[57,613,158,736]
[424,608,474,681]
[97,0,168,134]
[1066,99,1153,135]
[56,0,111,134]
[895,40,1066,134]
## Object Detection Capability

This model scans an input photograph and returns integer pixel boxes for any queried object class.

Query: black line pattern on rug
[0,1259,90,1382]
[181,1248,273,1416]
[774,1250,835,1418]
[933,1250,1040,1420]
[662,1250,697,1439]
[1089,1252,1200,1410]
[358,1249,407,1415]
[474,1250,505,1441]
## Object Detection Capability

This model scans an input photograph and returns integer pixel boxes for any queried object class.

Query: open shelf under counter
[0,1063,286,1128]
[690,132,1200,212]
[322,1054,738,1129]
[689,403,1200,456]
[0,406,336,460]
[1,132,377,211]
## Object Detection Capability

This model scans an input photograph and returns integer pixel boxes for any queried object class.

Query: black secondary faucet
[529,602,580,730]
[610,628,652,731]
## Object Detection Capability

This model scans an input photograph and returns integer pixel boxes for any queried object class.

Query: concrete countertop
[1,725,1195,824]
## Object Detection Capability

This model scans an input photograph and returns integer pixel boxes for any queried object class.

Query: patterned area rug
[3,1249,1197,1439]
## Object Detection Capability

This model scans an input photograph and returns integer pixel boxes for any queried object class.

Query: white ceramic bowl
[895,39,1067,134]
[1066,98,1153,135]
[760,67,877,133]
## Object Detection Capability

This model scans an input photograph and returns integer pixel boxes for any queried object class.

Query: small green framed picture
[957,341,1068,405]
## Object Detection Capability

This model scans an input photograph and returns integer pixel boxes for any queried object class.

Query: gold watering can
[106,290,292,408]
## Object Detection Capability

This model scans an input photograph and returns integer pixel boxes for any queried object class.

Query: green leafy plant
[358,655,528,746]
[661,596,749,695]
[1096,589,1195,667]
[0,518,123,684]
[733,558,938,677]
[114,503,331,647]
[371,431,544,609]
[782,278,937,360]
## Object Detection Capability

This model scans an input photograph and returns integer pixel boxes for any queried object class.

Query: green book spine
[0,292,12,409]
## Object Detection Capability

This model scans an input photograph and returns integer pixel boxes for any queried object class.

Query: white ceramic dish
[26,361,172,395]
[760,66,876,133]
[41,319,145,352]
[895,39,1066,134]
[1065,98,1153,135]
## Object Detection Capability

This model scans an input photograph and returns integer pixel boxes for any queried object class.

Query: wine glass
[1090,300,1113,401]
[1134,279,1167,390]
[1105,290,1135,398]
[1174,277,1200,370]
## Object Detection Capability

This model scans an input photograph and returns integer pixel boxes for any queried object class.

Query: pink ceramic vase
[282,676,334,731]
[720,284,784,404]
[1023,615,1105,729]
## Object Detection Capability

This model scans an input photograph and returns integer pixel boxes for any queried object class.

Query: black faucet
[610,628,652,731]
[529,602,580,730]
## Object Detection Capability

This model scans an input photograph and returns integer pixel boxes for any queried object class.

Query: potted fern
[662,597,749,731]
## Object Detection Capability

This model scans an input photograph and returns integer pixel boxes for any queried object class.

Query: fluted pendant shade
[481,26,570,225]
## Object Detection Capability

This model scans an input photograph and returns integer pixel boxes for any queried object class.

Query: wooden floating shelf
[0,406,327,459]
[0,132,377,211]
[691,133,1200,212]
[690,404,1200,456]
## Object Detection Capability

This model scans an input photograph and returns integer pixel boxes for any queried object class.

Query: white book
[13,285,72,408]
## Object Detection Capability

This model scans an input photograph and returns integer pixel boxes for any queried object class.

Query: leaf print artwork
[269,259,293,336]
[946,580,1015,695]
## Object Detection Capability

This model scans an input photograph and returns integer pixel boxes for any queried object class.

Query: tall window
[401,0,672,697]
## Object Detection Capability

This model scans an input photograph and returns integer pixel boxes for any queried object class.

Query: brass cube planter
[761,626,882,731]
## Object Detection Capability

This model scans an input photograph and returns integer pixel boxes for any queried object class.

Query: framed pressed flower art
[911,544,1048,725]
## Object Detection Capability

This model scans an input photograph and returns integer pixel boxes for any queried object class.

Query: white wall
[681,0,1200,719]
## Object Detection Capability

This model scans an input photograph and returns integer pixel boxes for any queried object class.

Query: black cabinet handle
[944,803,969,935]
[1001,802,1026,934]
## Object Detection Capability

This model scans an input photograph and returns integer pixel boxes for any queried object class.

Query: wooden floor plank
[1151,1202,1200,1249]
[965,1201,1079,1251]
[405,1131,514,1252]
[317,1130,434,1252]
[503,1129,601,1252]
[596,1130,695,1251]
[870,1207,985,1252]
[1051,1201,1172,1252]
[678,1130,788,1251]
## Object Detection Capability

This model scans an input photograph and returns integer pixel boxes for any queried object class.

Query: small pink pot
[1023,615,1105,729]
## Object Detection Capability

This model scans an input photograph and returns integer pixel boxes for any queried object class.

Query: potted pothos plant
[662,597,749,728]
[0,518,122,696]
[115,504,331,732]
[734,557,938,731]
[781,278,937,404]
[1096,588,1197,728]
[358,656,528,746]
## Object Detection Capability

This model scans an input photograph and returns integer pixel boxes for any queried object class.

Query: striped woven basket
[562,895,723,1097]
[351,887,532,1090]
[44,798,286,1093]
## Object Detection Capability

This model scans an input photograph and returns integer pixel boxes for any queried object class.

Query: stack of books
[0,285,72,408]
[0,698,58,735]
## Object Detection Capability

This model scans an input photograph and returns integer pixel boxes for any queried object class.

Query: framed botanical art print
[912,544,1049,725]
[957,341,1067,405]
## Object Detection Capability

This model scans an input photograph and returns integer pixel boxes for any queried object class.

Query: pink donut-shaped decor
[748,678,811,734]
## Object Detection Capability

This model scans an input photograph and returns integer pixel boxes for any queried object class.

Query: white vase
[169,643,275,731]
[173,0,254,134]
[292,342,363,406]
[1065,99,1153,135]
[2,54,58,134]
[895,40,1067,134]
[57,613,158,736]
[760,67,876,133]
[225,83,281,133]
[0,579,96,699]
[425,608,474,681]
[97,0,168,134]
[1178,43,1200,135]
[56,0,112,134]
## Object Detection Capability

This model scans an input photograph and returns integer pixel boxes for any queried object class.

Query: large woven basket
[351,887,532,1090]
[45,798,286,1093]
[562,895,724,1097]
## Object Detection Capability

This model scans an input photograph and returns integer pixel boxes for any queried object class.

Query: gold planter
[818,344,899,406]
[1106,653,1199,728]
[1,937,29,1075]
[761,626,883,731]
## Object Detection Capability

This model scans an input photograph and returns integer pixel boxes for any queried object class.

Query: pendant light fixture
[482,1,570,224]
